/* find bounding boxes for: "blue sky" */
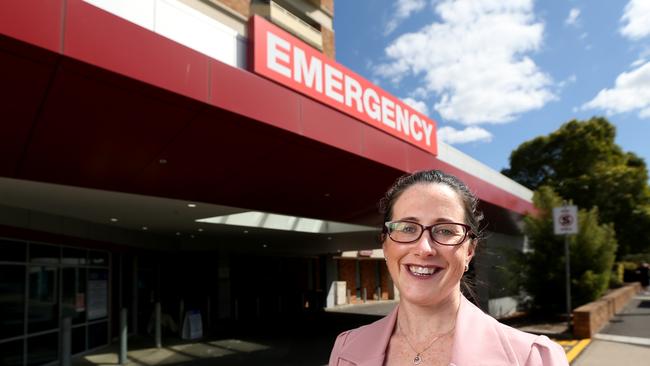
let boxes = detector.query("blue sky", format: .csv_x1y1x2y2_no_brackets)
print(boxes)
334,0,650,172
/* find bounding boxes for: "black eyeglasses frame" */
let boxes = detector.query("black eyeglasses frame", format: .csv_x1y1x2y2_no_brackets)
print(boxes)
384,220,475,246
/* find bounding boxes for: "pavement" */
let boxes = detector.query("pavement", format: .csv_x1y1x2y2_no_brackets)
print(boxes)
71,295,650,366
571,293,650,366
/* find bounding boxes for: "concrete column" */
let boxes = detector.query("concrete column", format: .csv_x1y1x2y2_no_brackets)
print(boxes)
61,317,71,366
155,302,161,348
119,308,128,365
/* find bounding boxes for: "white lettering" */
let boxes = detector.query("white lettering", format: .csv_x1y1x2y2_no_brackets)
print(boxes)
363,88,381,121
293,47,322,92
381,96,395,128
395,104,410,136
324,64,344,103
344,75,363,113
267,32,291,78
422,121,434,146
410,114,423,141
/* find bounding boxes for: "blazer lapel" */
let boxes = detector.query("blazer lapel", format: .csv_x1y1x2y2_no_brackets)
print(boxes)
337,306,399,366
450,296,518,366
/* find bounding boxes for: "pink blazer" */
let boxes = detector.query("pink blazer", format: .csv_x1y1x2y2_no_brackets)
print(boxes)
329,295,569,366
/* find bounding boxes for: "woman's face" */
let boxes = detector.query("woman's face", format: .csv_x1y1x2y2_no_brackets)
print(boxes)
382,183,475,306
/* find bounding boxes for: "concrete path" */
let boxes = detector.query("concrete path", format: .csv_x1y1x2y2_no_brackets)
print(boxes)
572,294,650,365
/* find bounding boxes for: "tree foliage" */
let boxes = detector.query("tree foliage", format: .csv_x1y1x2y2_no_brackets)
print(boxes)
513,187,617,314
503,117,650,256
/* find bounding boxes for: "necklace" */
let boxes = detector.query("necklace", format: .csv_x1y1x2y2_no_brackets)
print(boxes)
397,319,456,365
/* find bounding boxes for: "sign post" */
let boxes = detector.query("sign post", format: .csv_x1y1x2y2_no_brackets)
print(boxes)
553,204,578,330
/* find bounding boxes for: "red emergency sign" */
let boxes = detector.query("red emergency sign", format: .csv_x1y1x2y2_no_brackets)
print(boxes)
250,15,438,156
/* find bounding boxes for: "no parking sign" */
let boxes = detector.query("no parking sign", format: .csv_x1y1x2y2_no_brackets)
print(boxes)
553,205,578,235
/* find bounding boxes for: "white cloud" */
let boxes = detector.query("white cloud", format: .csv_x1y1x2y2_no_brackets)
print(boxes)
375,0,555,125
620,0,650,40
438,126,493,144
582,61,650,119
385,0,426,35
565,8,580,26
401,97,430,115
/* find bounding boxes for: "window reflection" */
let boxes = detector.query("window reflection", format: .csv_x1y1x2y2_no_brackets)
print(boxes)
0,265,25,339
27,332,58,366
0,339,24,366
28,266,58,333
0,239,26,262
62,267,86,325
29,244,59,264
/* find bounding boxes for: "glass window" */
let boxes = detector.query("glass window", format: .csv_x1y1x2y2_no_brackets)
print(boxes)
87,269,108,321
27,332,58,366
28,266,58,333
0,338,24,366
0,239,27,262
0,265,25,339
29,244,59,264
89,251,108,267
72,326,86,355
62,267,86,325
88,322,107,350
62,248,87,265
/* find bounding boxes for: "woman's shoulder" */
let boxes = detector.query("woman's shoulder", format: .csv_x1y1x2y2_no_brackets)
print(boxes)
494,320,569,365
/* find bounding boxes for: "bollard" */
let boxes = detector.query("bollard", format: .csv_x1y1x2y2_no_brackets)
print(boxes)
179,299,184,338
61,317,71,366
119,308,128,365
346,289,351,304
362,287,367,303
155,302,161,349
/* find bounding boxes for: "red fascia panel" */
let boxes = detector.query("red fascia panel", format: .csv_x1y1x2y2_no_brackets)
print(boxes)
299,94,365,156
63,0,209,102
361,125,409,171
0,0,64,53
210,58,301,133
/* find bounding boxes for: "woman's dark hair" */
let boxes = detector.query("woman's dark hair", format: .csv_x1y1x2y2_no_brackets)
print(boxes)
378,170,485,244
379,170,485,304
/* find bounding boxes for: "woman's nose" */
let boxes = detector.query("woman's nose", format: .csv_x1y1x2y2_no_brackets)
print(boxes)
414,232,437,256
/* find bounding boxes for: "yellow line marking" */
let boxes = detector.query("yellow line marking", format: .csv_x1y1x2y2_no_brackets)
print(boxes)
566,339,591,363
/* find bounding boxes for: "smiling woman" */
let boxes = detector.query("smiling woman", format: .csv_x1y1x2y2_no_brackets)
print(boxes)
328,170,569,366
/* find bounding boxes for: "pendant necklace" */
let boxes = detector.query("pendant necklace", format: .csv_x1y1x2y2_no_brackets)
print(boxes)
398,319,455,365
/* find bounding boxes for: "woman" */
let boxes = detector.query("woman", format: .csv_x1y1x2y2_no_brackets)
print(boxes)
329,170,568,366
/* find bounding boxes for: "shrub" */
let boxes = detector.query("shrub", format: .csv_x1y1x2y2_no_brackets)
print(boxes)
512,186,617,314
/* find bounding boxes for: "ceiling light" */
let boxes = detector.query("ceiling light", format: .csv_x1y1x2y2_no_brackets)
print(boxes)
159,159,167,164
110,218,118,222
175,232,181,236
243,230,249,234
262,244,268,248
197,228,204,232
142,226,148,231
187,203,196,208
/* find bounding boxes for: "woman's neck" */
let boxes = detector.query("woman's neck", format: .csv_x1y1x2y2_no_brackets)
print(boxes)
396,288,461,343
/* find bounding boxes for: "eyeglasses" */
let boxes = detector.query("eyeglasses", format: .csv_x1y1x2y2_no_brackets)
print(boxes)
384,220,474,246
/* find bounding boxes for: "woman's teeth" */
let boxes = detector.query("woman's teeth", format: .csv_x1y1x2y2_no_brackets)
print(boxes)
408,265,437,276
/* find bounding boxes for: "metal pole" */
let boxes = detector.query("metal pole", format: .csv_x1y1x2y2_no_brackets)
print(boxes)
119,308,128,365
155,302,161,349
61,317,71,366
565,234,572,330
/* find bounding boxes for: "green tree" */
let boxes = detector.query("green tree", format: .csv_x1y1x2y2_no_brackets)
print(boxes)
503,117,650,256
515,187,617,314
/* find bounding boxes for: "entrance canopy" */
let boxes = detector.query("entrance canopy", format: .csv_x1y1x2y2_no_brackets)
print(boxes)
0,0,533,246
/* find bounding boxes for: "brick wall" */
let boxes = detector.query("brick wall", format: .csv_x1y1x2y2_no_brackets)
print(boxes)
360,260,376,301
338,259,357,303
322,27,335,59
380,263,391,300
217,0,251,17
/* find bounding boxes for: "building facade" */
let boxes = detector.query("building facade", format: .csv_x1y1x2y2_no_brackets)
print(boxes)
0,1,532,365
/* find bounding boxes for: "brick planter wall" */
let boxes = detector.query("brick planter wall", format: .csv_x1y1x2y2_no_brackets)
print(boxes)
573,282,642,338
